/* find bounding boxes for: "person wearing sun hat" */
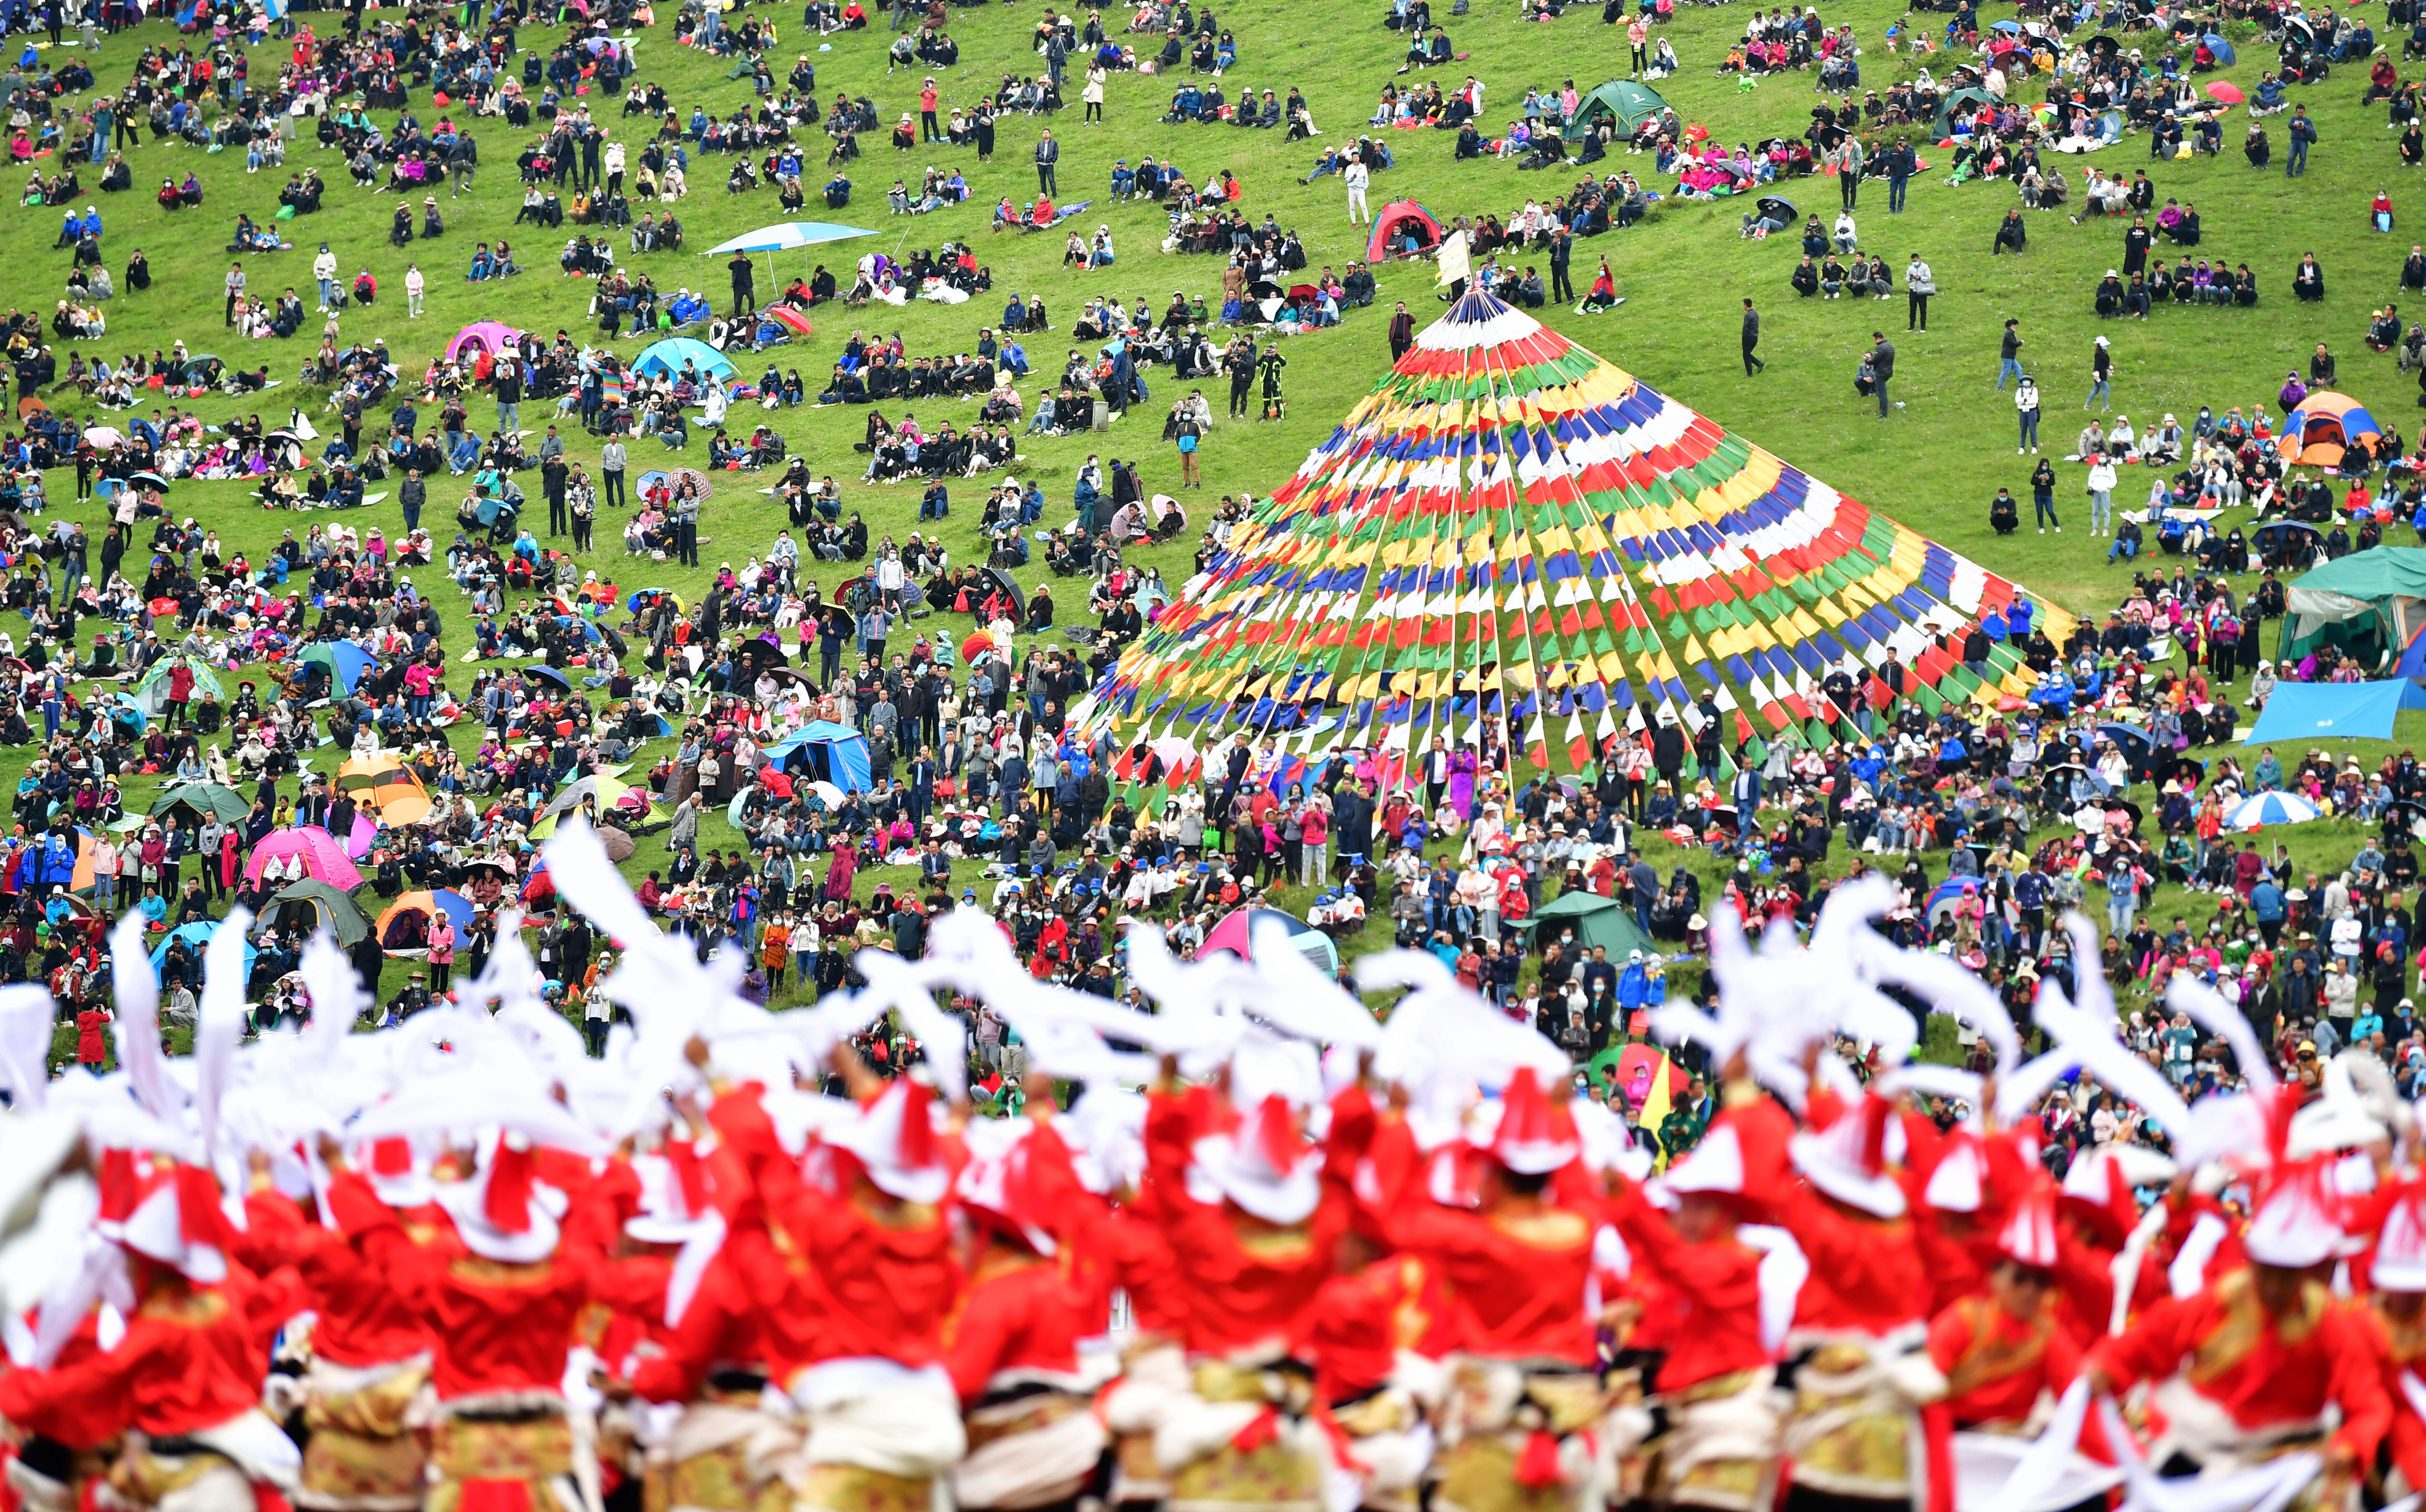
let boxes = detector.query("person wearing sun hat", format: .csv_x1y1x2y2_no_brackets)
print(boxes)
1097,1049,1351,1512
756,1049,968,1512
942,1092,1113,1512
1923,1186,2091,1434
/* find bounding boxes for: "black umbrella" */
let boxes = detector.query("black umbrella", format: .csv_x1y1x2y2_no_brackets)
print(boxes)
982,566,1027,619
2086,32,2120,55
1756,194,1797,224
521,663,572,689
266,428,304,444
2163,755,2207,787
2106,797,2144,829
595,623,628,657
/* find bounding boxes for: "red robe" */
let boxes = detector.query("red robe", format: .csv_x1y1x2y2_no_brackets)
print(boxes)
325,1169,654,1401
1142,1083,1350,1359
1608,1187,1772,1394
1928,1295,2084,1430
0,1269,284,1438
2088,1269,2392,1466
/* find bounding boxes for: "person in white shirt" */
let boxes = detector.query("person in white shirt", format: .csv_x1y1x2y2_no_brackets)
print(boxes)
1343,158,1370,224
312,243,339,311
404,263,425,318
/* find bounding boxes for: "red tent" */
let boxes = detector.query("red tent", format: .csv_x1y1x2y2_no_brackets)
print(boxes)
1366,201,1445,263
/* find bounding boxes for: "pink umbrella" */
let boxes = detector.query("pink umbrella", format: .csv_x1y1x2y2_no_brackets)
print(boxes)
244,826,365,890
345,811,378,860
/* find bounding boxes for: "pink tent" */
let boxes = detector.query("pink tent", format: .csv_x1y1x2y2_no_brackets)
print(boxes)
445,321,521,362
243,825,364,890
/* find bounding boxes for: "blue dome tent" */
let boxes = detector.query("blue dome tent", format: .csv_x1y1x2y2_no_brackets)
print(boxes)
762,720,873,792
633,337,738,384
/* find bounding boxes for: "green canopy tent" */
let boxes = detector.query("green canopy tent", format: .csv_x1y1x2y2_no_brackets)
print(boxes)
152,782,252,825
259,878,373,947
1564,79,1671,143
2280,547,2426,670
1928,86,2002,139
1525,888,1656,960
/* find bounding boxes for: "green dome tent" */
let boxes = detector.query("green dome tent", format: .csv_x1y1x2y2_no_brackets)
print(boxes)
1564,79,1671,142
1525,888,1656,961
1928,86,2002,139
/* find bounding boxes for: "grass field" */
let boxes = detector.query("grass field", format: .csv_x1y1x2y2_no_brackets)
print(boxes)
21,0,2426,1023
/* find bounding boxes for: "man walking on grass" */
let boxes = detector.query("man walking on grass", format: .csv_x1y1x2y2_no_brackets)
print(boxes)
1741,298,1765,375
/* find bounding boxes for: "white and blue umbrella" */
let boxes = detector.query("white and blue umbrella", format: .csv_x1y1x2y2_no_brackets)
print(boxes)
704,221,876,254
2225,791,2322,831
704,222,876,283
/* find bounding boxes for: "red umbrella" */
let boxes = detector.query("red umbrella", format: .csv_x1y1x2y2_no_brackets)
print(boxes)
2205,81,2245,103
147,598,178,618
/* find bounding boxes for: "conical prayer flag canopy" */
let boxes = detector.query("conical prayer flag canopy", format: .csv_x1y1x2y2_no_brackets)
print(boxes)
1082,290,2075,773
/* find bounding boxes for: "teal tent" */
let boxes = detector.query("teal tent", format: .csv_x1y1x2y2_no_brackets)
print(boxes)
2281,548,2426,668
1565,79,1671,142
1525,888,1656,959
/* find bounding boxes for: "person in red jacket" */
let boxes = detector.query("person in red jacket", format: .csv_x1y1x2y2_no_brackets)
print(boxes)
1098,1060,1359,1512
241,1138,440,1512
941,1102,1111,1511
1382,1068,1631,1512
750,1051,967,1512
1926,1189,2087,1432
1612,1087,1796,1512
2084,1162,2391,1502
2,1151,303,1512
2356,1180,2426,1496
1771,1087,1947,1512
321,1129,657,1512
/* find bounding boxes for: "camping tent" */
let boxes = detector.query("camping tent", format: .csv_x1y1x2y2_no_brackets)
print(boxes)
1200,906,1342,975
1526,889,1656,960
1564,80,1670,142
634,337,738,383
2278,547,2426,668
1366,201,1445,263
762,720,873,792
259,879,374,946
445,321,521,362
2243,678,2426,744
1929,86,2002,138
2279,391,2383,468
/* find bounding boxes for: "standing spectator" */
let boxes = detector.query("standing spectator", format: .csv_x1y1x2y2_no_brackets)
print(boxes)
602,436,627,508
1741,298,1765,375
1997,319,2024,389
1388,302,1415,362
1343,156,1370,225
1035,129,1059,196
2087,334,2112,411
1905,252,1934,331
1870,331,1895,417
2288,103,2316,176
1081,64,1105,124
2016,374,2041,454
405,263,425,319
223,261,245,325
